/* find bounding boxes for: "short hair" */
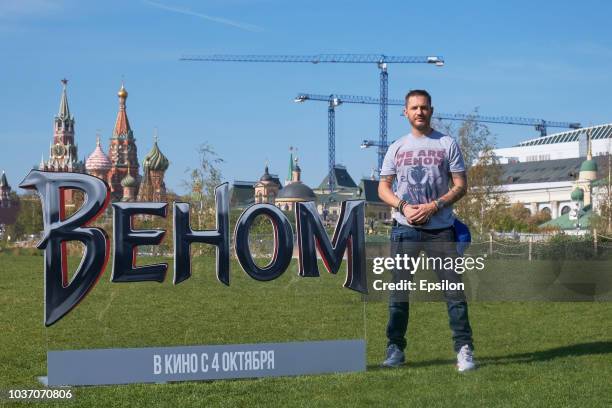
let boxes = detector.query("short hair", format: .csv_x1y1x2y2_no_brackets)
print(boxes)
405,89,432,106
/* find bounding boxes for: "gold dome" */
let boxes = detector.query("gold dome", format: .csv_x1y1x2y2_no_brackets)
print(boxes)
118,84,128,98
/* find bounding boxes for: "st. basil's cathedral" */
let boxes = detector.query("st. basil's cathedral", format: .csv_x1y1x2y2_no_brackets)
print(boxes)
40,79,170,202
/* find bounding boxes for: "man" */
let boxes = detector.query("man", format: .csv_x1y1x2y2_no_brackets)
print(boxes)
377,89,475,372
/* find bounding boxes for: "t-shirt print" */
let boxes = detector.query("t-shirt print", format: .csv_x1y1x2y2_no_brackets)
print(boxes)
395,148,447,205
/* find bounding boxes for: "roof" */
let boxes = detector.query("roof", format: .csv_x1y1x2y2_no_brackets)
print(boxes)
276,182,316,201
85,137,112,171
580,159,598,172
515,123,612,147
541,205,593,230
500,155,608,184
358,179,383,203
570,187,584,201
316,191,347,204
57,79,71,121
317,165,358,190
230,182,255,207
0,171,9,189
112,84,132,137
143,140,169,171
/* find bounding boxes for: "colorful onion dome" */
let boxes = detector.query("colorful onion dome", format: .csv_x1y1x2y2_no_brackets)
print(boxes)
85,136,112,171
121,172,138,188
143,139,169,171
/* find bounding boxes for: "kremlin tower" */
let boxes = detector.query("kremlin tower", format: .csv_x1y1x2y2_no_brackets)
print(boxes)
137,133,170,202
107,83,140,200
40,79,83,173
44,80,170,203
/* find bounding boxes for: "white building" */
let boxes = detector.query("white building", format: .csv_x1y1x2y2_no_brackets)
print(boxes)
492,126,609,225
492,123,612,164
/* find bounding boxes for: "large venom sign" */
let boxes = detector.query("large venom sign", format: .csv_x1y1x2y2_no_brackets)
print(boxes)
19,170,368,326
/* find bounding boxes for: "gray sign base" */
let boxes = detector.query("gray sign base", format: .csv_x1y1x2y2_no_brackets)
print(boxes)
46,339,366,386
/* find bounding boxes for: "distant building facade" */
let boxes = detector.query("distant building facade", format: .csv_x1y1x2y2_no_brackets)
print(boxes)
314,165,360,222
0,171,19,227
275,157,316,211
496,133,608,234
254,164,281,204
491,124,612,164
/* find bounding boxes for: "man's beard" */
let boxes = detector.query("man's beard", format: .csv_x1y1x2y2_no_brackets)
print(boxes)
410,118,431,131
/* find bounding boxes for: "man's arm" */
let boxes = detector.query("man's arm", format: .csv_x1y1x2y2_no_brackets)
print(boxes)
440,171,468,205
378,175,420,221
378,175,401,208
410,171,468,224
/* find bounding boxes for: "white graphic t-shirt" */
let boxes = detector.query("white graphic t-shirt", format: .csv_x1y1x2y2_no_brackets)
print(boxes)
380,130,465,229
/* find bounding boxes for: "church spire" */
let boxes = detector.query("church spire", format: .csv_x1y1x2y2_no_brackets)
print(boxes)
57,78,70,120
112,82,132,137
586,128,593,160
286,146,295,186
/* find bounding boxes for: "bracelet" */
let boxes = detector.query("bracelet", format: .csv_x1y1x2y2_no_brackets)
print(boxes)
434,198,446,210
396,199,407,213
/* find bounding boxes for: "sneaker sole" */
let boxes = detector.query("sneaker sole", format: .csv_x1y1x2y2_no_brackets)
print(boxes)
381,360,405,368
456,364,477,372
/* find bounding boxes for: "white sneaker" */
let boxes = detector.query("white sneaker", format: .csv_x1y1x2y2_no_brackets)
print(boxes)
456,345,476,372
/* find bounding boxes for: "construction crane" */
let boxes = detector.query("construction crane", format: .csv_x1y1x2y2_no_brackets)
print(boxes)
295,93,581,175
180,53,445,177
294,94,342,192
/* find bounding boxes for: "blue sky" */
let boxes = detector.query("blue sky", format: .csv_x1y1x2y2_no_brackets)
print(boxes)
1,0,611,194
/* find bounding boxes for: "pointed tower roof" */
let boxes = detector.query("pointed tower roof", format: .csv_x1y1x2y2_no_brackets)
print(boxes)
86,136,112,171
260,163,273,182
143,134,169,171
0,171,9,188
286,147,294,184
112,83,132,137
579,129,598,177
57,78,71,120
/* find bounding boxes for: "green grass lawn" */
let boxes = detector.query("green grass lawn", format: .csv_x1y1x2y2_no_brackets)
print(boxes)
1,253,611,407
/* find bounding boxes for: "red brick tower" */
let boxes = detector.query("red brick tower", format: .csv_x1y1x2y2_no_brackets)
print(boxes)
40,79,83,173
137,133,170,202
107,83,140,200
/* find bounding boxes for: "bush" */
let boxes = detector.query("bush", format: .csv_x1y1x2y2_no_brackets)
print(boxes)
534,234,598,260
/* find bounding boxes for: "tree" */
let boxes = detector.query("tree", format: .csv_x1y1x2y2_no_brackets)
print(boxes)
4,194,43,242
591,150,612,234
434,108,496,169
492,203,553,233
435,113,508,235
184,143,224,230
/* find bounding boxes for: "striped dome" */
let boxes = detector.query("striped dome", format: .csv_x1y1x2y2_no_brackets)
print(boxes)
143,140,169,171
121,172,138,188
85,137,112,171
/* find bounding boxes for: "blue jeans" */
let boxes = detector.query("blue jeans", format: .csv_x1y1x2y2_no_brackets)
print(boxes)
386,224,474,353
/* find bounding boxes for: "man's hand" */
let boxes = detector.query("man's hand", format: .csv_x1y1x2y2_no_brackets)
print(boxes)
407,202,437,225
402,204,421,223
